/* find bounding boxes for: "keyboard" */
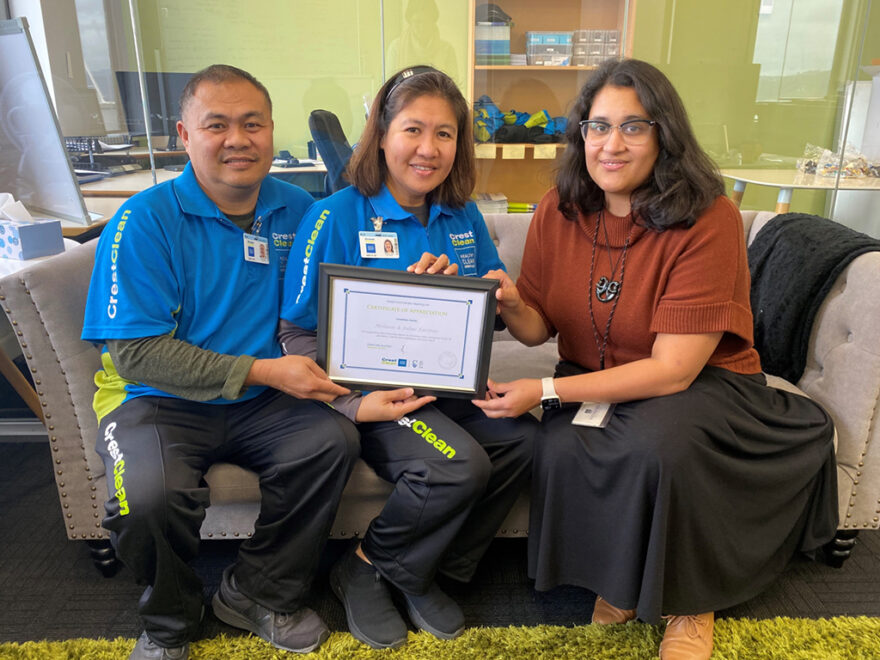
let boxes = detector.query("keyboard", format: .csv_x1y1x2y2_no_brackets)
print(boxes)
65,134,134,154
73,161,142,176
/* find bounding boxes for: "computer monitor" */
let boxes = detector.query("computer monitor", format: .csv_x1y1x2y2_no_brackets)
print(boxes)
114,71,191,151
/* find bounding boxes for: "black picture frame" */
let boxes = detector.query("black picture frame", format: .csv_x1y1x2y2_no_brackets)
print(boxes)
317,263,499,399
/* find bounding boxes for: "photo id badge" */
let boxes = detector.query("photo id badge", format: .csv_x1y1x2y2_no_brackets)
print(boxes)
359,231,399,259
243,233,270,264
571,401,615,428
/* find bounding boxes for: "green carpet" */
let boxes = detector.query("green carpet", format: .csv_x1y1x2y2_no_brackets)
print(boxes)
2,617,879,659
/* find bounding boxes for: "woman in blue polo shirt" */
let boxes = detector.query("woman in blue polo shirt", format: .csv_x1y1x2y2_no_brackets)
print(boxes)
280,66,535,649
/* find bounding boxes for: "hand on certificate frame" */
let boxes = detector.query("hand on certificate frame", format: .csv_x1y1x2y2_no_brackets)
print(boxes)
483,268,519,315
248,355,350,402
407,252,459,275
356,388,436,422
472,378,542,419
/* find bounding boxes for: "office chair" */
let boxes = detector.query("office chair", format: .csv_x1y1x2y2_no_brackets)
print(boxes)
308,109,353,195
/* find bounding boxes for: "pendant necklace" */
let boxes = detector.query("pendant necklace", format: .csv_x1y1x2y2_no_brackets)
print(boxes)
594,210,629,303
588,209,635,370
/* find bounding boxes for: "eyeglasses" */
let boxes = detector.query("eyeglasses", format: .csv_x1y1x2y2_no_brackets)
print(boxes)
579,119,657,146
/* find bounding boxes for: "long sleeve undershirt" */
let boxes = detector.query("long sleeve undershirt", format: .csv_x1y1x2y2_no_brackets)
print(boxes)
106,336,255,401
277,318,362,421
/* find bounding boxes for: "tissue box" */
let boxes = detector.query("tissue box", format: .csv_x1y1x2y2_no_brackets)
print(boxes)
0,218,64,260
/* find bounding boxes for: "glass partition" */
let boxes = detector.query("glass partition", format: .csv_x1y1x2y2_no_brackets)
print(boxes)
631,0,877,235
3,0,877,235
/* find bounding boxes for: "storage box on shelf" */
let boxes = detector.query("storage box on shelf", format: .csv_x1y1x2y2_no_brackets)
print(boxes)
469,0,634,204
475,21,511,65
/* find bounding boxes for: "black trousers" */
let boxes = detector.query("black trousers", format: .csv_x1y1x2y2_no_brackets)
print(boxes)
95,390,359,646
358,397,536,595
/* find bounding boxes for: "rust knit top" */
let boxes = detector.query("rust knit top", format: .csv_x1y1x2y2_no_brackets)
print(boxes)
516,189,762,375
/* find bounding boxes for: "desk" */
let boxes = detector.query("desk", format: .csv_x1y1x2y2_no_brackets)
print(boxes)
79,164,328,220
61,218,108,239
80,164,327,199
721,168,880,213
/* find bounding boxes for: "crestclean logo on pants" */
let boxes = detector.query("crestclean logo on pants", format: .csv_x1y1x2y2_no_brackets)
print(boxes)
103,422,130,515
397,416,457,458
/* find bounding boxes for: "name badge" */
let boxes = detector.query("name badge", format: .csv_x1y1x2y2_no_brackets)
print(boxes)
571,401,615,428
359,231,399,259
243,233,270,264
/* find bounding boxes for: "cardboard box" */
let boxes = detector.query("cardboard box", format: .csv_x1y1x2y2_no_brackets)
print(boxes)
0,218,64,260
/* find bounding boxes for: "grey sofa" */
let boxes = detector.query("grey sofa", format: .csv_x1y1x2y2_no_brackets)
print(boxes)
0,209,876,574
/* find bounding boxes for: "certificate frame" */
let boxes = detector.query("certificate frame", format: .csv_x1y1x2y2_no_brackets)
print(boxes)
317,264,499,399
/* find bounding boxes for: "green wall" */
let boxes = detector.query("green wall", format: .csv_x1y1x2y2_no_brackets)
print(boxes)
131,0,468,158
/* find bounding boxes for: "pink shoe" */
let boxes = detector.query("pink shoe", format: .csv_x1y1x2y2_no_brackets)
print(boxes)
659,612,714,660
591,595,637,625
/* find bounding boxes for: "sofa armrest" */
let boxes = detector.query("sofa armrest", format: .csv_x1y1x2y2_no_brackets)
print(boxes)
0,241,107,540
797,250,880,531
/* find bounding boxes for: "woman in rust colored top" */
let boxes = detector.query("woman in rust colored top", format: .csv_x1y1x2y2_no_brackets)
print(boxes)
473,59,838,660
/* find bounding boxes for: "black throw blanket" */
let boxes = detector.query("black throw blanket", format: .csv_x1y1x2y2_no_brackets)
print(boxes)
748,212,880,383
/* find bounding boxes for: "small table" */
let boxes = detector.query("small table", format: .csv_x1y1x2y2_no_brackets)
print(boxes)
721,168,880,213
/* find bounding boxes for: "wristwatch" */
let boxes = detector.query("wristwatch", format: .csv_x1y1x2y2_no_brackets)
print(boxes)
541,377,561,410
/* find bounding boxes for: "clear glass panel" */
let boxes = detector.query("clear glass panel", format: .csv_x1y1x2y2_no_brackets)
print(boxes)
382,0,470,90
630,0,874,231
754,0,845,101
0,17,92,223
5,0,876,231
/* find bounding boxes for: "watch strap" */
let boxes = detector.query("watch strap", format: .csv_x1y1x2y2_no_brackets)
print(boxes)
541,377,557,400
541,377,561,409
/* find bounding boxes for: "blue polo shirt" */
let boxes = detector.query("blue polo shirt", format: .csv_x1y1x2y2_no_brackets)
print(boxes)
82,163,314,417
280,183,504,331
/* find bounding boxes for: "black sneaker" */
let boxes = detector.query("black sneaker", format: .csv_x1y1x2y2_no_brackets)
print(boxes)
129,632,188,660
401,581,465,640
329,545,408,649
212,566,329,653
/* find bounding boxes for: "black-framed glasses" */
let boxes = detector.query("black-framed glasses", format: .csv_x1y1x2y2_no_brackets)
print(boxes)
579,119,657,146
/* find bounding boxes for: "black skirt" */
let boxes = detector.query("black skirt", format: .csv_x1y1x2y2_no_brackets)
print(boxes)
527,365,838,623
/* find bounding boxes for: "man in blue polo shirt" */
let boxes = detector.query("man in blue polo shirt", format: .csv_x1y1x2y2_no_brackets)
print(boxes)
81,64,359,660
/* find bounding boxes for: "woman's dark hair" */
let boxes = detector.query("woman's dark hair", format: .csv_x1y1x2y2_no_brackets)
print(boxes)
347,65,475,208
556,58,724,230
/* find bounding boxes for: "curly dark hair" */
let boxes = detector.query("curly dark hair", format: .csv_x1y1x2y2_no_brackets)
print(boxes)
346,65,475,208
556,58,724,230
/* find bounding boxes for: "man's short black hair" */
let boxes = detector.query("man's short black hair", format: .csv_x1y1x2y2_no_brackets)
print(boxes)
179,64,272,118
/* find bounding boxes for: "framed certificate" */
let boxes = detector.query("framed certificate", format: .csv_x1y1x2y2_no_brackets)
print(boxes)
317,264,500,398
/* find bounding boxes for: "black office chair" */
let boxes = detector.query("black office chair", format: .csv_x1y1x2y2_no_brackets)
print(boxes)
308,109,353,195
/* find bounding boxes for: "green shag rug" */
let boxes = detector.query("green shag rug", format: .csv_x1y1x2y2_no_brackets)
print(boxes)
2,617,879,659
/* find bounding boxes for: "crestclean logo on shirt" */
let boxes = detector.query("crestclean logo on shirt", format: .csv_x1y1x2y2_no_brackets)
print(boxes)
397,415,457,458
449,230,476,247
295,209,329,304
106,211,130,320
272,231,294,249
